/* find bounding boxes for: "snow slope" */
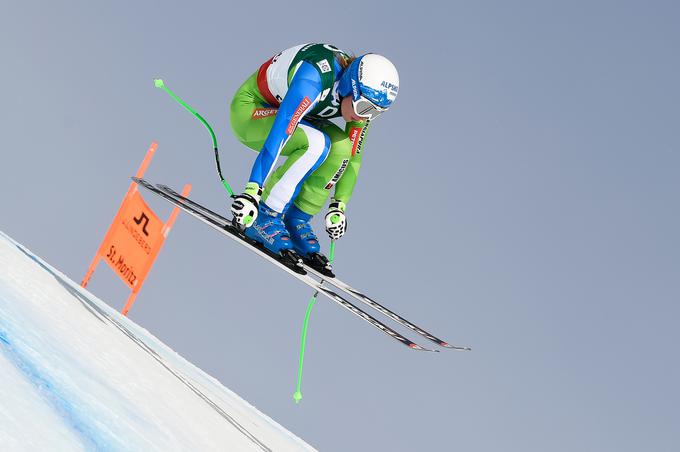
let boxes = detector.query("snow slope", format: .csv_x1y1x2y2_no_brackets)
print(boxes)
0,230,315,452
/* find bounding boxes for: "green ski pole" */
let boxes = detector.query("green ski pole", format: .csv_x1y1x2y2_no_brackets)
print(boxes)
293,240,336,404
153,78,234,196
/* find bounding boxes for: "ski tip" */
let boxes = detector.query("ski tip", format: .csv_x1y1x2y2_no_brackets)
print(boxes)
132,177,151,188
409,343,439,352
441,342,472,351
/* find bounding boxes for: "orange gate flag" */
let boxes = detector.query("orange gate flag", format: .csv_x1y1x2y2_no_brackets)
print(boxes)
81,142,191,316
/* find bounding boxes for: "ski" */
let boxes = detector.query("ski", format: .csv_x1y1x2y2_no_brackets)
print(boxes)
133,177,437,352
302,266,470,351
154,182,470,351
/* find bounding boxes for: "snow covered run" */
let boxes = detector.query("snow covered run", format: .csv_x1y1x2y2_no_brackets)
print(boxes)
0,230,315,452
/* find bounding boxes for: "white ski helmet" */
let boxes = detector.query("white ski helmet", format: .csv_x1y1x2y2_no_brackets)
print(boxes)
338,53,399,119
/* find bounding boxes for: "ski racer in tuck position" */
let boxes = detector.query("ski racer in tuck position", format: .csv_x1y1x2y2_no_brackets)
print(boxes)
229,43,399,274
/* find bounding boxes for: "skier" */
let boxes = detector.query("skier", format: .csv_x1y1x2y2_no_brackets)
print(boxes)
229,43,399,273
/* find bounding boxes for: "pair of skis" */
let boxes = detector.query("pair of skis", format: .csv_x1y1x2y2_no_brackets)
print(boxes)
133,177,470,352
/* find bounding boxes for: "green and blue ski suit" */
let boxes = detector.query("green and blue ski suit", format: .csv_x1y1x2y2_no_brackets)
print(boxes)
229,43,369,216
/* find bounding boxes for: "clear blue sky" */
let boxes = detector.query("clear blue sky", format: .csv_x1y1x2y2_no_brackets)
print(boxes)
1,1,678,450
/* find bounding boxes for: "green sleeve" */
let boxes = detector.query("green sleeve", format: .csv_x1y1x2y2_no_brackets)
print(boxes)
333,121,369,204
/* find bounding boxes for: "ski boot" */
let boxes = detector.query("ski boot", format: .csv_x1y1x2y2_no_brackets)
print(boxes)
244,202,304,274
284,205,335,277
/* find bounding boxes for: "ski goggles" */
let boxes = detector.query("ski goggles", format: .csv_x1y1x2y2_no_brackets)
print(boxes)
352,96,387,120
